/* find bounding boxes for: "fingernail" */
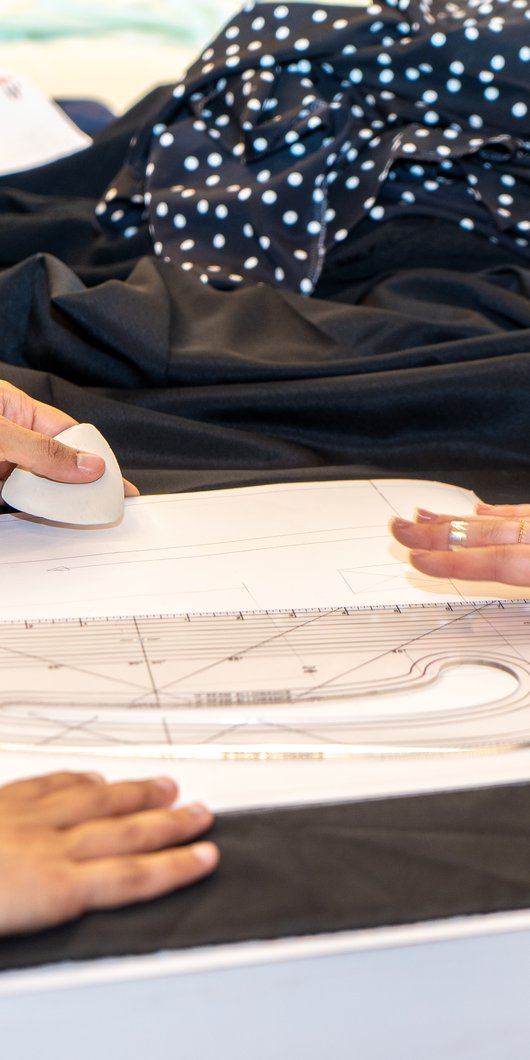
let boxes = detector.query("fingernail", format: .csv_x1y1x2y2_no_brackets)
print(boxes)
475,503,493,512
85,771,105,782
391,517,413,530
193,842,218,868
153,776,177,796
76,452,105,474
187,801,209,818
415,508,438,522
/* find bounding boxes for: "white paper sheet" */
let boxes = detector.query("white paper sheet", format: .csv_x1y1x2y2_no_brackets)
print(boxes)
0,69,90,174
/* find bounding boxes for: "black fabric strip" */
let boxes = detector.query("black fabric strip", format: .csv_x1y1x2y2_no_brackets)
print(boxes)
2,781,530,972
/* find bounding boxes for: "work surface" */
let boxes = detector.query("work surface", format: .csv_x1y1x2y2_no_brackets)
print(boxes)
3,479,530,1058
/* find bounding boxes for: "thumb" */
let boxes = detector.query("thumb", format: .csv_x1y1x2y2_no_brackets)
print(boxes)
0,419,105,483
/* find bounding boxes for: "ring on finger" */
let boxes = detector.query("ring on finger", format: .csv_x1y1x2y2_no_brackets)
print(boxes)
518,519,529,545
448,520,468,551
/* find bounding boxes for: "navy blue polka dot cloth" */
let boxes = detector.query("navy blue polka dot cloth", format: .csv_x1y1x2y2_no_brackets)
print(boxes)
97,0,530,294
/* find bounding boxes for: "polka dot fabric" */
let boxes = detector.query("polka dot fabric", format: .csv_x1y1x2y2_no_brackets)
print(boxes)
97,0,530,294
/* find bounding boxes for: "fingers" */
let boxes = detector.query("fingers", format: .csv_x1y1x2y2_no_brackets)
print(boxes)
389,507,530,587
75,842,220,914
475,503,530,519
37,775,179,829
391,515,529,552
0,380,77,437
67,802,214,860
0,418,104,483
123,478,140,497
409,545,530,586
0,770,104,807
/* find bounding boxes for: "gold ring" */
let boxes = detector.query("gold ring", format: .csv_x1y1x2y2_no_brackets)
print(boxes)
518,519,528,545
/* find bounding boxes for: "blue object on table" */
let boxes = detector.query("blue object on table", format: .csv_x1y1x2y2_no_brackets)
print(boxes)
57,98,116,136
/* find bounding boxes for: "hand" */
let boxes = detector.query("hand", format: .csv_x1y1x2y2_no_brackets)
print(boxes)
0,380,138,496
0,771,219,936
390,502,530,587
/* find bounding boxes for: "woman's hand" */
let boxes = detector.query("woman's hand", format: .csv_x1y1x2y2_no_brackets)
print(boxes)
390,502,530,588
0,771,219,936
0,380,138,496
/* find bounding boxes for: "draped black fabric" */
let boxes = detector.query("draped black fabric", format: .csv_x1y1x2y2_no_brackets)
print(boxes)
3,782,530,971
1,88,530,502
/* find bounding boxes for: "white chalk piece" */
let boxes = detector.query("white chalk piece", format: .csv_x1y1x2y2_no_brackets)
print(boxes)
1,423,125,526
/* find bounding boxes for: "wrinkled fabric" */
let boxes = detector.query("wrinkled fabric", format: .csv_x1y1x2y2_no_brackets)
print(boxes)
98,0,530,293
3,782,530,969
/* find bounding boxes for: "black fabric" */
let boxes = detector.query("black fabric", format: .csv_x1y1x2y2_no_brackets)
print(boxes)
2,781,530,971
1,90,530,502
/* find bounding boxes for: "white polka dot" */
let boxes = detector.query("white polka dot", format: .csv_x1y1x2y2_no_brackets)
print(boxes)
181,262,194,271
257,169,271,183
244,257,259,269
254,137,268,151
184,156,199,171
307,220,321,235
207,152,223,167
274,5,288,17
124,226,138,238
431,32,446,47
259,236,271,249
370,206,385,220
197,200,209,214
156,203,168,217
490,54,505,70
288,172,303,186
262,190,277,204
215,205,228,219
213,234,225,248
300,279,313,295
243,223,254,238
334,229,348,241
460,218,475,230
294,38,309,51
159,133,174,147
513,102,528,118
275,267,285,282
238,188,252,201
312,8,327,21
283,210,298,225
173,214,186,228
519,46,530,62
154,242,163,255
294,248,308,260
180,239,195,251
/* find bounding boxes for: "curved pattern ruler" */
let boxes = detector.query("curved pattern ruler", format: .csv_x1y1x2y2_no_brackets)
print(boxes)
1,600,530,759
